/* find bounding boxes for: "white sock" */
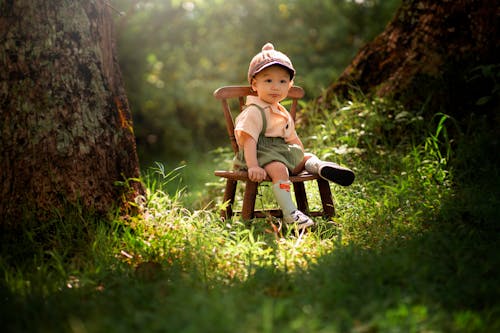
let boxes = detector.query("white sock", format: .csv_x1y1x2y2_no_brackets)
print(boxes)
304,155,321,174
272,181,296,216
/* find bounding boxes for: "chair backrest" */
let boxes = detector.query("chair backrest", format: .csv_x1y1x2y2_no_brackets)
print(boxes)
213,85,305,154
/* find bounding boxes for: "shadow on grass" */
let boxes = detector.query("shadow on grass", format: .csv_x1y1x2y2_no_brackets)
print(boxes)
1,208,499,333
1,127,499,333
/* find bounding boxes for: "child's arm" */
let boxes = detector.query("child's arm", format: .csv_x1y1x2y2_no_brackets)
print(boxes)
239,132,267,182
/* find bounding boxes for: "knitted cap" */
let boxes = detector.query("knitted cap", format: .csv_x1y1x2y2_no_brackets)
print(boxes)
247,43,295,83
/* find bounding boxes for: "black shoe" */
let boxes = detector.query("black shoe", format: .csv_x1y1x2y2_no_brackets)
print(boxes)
318,162,355,186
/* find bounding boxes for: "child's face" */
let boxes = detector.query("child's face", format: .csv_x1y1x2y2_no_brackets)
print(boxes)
251,65,293,106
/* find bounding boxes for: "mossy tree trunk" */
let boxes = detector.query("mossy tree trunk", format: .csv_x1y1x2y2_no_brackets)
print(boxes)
324,0,499,119
0,0,145,225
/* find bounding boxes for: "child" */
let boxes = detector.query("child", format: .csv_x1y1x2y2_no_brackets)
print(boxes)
234,43,355,230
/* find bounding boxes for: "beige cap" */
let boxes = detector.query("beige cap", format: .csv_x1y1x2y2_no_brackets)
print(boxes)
247,43,295,83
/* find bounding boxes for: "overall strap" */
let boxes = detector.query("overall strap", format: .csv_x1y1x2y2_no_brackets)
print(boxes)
247,103,267,136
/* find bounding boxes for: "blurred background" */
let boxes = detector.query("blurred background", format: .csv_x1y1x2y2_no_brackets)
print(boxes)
112,0,401,204
114,0,401,163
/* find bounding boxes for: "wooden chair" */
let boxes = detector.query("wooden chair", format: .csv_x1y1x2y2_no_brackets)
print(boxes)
213,85,335,220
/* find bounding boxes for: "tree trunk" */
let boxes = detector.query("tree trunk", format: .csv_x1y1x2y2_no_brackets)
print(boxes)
324,0,500,117
0,0,145,225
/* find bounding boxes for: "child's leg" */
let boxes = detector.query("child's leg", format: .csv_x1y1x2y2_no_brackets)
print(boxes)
291,153,315,175
304,154,355,186
264,161,295,215
271,181,296,216
264,161,314,229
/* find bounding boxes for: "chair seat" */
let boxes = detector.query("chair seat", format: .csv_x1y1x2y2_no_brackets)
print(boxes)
214,170,319,182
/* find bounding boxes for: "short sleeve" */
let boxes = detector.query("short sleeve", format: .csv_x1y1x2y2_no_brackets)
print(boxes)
234,105,263,146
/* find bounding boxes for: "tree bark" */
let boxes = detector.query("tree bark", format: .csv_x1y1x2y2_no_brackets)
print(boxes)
324,0,500,116
0,0,145,225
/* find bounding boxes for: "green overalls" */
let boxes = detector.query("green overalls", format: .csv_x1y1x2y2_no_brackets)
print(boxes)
234,104,304,171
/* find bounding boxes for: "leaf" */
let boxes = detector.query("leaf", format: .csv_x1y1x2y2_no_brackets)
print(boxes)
475,96,491,106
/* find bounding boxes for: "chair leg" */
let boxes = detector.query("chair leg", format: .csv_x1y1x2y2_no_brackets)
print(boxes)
293,182,309,214
317,179,335,218
241,180,258,220
221,179,237,220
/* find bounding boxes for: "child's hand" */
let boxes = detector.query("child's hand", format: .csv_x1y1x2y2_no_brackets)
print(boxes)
248,166,267,182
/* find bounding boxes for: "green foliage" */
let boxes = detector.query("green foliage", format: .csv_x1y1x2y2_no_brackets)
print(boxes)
112,0,401,163
1,91,499,332
466,63,500,107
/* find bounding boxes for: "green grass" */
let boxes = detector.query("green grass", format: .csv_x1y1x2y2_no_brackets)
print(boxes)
1,96,499,332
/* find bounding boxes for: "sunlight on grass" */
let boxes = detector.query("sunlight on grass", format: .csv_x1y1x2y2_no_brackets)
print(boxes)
1,95,498,332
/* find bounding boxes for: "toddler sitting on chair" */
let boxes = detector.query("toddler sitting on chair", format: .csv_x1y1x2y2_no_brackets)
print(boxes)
234,43,355,230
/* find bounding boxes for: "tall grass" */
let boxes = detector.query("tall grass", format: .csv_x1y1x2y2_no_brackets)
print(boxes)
1,95,498,332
